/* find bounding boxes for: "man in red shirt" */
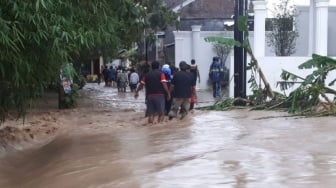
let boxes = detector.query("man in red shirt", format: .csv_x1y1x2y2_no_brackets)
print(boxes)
135,61,170,124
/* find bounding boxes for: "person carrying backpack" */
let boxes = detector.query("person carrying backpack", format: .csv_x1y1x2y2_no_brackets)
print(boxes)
209,57,224,98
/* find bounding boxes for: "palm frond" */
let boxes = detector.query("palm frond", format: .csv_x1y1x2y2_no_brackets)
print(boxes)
278,69,305,91
280,69,305,81
299,54,336,69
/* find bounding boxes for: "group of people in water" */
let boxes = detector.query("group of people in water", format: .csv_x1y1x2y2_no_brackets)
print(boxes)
99,57,224,125
134,60,200,124
100,65,140,93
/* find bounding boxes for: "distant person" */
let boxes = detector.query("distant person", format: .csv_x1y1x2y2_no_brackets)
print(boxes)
117,67,128,92
189,88,197,112
102,65,110,86
140,64,150,117
115,66,122,91
135,61,170,124
108,66,116,87
186,63,197,112
129,68,139,92
168,61,196,120
98,65,104,85
209,57,224,98
190,59,200,84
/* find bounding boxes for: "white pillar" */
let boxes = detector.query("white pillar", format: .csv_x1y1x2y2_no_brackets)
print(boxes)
253,0,267,57
173,31,185,67
99,55,103,67
191,25,203,89
191,25,202,60
308,0,315,56
315,0,329,56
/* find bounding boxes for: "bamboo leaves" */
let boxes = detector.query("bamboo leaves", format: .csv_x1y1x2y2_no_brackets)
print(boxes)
0,0,114,122
35,0,49,11
0,0,179,123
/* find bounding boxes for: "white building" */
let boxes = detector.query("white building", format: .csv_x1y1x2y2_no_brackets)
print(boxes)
173,0,336,98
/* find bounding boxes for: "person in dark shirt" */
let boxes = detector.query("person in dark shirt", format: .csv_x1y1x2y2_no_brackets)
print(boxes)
108,66,116,87
168,61,196,120
135,61,170,124
102,66,110,87
190,59,200,84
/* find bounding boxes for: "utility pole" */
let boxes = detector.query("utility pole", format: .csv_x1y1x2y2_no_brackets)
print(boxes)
234,0,247,103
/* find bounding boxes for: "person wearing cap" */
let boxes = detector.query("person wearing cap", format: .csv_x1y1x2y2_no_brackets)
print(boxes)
161,64,172,115
168,61,196,120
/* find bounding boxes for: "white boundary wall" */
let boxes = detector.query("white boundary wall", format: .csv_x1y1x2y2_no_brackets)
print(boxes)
174,29,336,97
174,30,233,90
229,56,312,97
173,5,336,99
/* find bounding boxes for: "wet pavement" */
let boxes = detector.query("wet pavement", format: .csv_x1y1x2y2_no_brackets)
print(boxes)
0,83,336,188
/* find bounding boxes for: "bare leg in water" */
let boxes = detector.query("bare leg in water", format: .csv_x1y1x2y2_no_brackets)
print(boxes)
148,115,155,124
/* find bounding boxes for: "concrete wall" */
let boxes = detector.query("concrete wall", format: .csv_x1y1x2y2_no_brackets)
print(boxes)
174,6,336,98
265,6,336,57
174,30,234,90
328,7,336,56
228,56,336,100
228,56,310,97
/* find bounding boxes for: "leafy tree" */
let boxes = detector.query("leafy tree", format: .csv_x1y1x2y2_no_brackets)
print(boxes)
0,0,178,123
213,43,232,66
266,0,299,56
134,0,179,62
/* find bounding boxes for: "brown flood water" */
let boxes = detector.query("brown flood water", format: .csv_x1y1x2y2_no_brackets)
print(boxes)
0,83,336,188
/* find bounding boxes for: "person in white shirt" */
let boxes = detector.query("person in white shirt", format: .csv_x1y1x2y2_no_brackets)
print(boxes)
129,68,139,92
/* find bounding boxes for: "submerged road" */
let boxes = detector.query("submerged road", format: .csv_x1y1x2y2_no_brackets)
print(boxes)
0,83,335,188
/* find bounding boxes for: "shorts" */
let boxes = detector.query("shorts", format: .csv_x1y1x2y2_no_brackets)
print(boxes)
129,83,137,90
146,95,165,116
169,98,190,117
120,81,127,88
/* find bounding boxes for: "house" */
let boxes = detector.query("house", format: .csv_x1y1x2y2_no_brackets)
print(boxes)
161,0,235,64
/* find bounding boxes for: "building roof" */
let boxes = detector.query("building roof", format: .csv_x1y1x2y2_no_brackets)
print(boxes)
163,0,234,19
162,0,235,45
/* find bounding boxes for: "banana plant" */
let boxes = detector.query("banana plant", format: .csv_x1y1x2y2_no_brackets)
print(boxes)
279,54,336,114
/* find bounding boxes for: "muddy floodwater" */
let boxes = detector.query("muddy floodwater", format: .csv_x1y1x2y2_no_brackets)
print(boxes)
0,83,336,188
